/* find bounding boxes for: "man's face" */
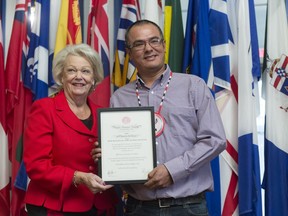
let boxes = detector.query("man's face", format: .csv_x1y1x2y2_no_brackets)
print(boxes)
126,23,166,74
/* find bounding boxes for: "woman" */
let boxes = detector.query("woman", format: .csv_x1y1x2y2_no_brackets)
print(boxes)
23,44,118,215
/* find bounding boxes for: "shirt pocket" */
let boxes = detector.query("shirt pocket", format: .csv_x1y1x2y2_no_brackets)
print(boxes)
163,106,198,137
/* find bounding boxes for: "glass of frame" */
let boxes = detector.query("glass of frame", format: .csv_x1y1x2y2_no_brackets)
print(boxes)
97,107,156,184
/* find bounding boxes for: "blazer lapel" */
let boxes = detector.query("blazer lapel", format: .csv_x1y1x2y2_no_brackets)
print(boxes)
54,91,96,136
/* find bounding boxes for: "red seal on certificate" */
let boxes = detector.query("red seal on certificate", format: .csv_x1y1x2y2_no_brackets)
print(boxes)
122,116,131,124
155,112,165,137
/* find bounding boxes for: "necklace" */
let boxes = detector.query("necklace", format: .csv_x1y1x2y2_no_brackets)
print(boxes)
135,71,173,137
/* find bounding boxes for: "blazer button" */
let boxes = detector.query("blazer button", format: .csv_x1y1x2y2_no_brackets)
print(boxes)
89,166,94,171
88,138,94,142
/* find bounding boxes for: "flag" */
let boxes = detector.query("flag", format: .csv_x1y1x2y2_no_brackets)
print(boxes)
111,1,141,213
113,0,122,40
262,0,288,215
87,0,111,107
54,0,82,57
182,0,213,82
164,0,184,73
13,0,51,199
182,1,220,215
237,1,262,214
24,0,50,100
6,1,83,214
144,0,163,29
209,0,232,92
192,0,212,82
208,1,233,215
181,0,197,74
15,0,84,204
112,0,140,88
0,1,10,215
248,0,261,80
217,2,240,213
217,0,262,215
51,0,82,94
48,0,62,95
5,0,33,215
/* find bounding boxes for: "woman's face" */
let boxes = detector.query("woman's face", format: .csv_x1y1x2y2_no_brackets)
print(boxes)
62,55,95,100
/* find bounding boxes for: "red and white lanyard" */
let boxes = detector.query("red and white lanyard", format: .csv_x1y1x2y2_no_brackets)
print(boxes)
135,71,173,137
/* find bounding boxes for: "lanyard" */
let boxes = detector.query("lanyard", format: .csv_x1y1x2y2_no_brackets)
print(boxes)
135,71,173,114
135,71,173,137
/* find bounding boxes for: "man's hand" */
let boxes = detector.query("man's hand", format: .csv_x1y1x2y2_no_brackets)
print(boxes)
91,141,101,162
144,164,173,189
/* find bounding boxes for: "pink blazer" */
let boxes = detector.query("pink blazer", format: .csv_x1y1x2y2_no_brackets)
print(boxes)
23,91,118,212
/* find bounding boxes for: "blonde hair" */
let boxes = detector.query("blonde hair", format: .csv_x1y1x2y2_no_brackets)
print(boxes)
52,43,104,91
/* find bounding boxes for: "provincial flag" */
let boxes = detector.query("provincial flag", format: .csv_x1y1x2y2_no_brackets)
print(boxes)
262,1,288,214
144,0,163,29
248,0,261,80
87,0,111,107
209,0,231,92
12,0,51,201
216,4,239,213
218,0,262,215
262,0,288,215
182,0,212,83
164,0,184,73
181,0,197,74
54,0,82,57
15,0,84,201
182,1,221,215
237,1,262,214
48,0,62,95
0,1,10,215
5,0,33,215
112,0,140,88
24,0,50,100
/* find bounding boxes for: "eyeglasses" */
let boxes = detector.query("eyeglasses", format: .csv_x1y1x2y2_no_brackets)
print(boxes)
127,37,164,51
65,66,93,76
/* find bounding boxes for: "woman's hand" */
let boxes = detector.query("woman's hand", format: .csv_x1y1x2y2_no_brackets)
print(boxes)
73,171,113,194
91,141,102,162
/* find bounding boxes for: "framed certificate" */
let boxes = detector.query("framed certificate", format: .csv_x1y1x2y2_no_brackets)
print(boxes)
98,107,156,184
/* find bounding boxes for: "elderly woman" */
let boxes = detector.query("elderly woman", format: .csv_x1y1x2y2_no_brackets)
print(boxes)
23,44,118,215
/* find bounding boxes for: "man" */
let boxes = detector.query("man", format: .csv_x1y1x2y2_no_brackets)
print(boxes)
95,20,226,216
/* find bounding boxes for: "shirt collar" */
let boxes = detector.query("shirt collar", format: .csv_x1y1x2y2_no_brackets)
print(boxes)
136,64,171,88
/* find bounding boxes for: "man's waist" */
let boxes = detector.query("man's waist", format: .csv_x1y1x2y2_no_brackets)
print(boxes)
127,192,205,208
